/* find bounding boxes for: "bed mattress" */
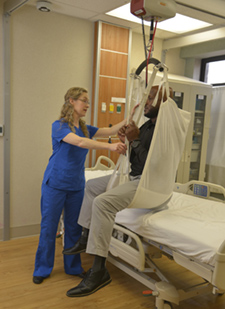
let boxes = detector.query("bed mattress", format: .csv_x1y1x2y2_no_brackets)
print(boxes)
115,192,225,266
85,169,113,181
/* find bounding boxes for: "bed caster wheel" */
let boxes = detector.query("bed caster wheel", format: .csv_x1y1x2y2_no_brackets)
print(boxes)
163,301,173,309
155,301,173,309
213,287,225,296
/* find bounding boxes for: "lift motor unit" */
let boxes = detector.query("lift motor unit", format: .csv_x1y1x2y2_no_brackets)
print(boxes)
130,0,176,21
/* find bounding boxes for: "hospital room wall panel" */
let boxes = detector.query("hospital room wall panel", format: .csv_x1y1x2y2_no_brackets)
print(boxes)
100,50,128,79
96,77,126,164
90,21,130,166
98,76,127,100
97,77,126,128
101,22,129,54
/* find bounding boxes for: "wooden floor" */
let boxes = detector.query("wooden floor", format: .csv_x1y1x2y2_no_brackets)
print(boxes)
0,236,225,309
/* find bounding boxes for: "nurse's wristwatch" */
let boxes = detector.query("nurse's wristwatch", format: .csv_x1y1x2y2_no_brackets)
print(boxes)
131,139,141,149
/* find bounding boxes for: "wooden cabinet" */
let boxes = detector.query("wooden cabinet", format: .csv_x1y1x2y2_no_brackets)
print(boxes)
90,22,131,167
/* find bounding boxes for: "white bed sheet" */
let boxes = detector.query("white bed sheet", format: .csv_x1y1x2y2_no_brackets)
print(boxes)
115,192,225,266
85,170,113,181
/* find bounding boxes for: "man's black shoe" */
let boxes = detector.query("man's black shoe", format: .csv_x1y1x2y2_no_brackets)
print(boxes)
75,271,86,279
62,241,86,255
66,268,112,297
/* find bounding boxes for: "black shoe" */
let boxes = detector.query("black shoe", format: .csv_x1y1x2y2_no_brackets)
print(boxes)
75,271,86,279
66,268,112,297
63,241,87,255
33,276,45,284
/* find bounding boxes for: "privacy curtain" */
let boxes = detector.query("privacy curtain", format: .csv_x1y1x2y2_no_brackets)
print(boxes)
206,86,225,187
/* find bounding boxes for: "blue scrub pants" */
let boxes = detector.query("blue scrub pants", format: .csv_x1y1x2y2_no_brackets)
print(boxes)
33,183,84,278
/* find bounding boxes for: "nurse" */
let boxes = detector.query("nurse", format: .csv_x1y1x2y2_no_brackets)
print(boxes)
33,87,127,284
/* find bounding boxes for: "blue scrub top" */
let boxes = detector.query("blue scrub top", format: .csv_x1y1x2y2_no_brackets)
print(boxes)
43,120,98,191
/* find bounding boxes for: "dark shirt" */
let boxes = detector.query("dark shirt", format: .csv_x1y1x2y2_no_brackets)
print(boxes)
130,119,155,177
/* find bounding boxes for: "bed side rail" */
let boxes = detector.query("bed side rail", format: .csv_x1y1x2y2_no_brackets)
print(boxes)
212,240,225,291
109,224,146,271
86,155,115,171
174,181,225,202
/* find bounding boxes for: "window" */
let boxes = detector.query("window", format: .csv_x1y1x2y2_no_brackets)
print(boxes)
200,55,225,86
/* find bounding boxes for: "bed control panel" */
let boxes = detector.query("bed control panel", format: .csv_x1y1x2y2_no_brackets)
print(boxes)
174,181,225,202
193,183,208,198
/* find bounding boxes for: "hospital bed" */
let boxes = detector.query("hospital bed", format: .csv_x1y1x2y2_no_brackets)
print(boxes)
107,180,225,309
59,156,225,308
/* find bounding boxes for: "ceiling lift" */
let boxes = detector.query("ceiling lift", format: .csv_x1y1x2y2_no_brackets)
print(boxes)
130,0,177,80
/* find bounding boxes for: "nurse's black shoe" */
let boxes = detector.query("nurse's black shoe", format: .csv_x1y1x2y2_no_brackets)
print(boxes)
33,276,45,284
63,240,87,255
66,268,111,297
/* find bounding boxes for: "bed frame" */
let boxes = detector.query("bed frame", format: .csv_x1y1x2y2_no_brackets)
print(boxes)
108,181,225,309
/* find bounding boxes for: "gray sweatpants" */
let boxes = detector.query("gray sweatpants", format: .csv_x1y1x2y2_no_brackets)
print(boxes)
78,175,140,257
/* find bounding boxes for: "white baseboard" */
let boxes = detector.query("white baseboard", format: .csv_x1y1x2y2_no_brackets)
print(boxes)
0,224,40,241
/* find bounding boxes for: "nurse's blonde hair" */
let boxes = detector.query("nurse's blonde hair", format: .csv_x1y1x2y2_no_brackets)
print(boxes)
59,87,89,137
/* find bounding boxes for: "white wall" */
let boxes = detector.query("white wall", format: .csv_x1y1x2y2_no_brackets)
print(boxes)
0,4,187,239
130,32,163,71
1,5,94,238
130,31,186,76
164,47,186,76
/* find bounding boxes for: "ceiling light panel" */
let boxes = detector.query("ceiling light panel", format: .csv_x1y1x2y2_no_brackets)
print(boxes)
107,3,212,34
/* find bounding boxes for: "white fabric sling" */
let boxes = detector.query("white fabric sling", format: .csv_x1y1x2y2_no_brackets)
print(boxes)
107,65,191,209
106,66,158,191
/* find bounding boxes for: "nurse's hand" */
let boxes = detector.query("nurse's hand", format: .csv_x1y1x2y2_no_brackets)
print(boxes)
110,142,127,155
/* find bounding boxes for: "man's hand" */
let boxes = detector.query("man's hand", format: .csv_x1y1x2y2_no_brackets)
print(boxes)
125,120,140,142
117,125,127,143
